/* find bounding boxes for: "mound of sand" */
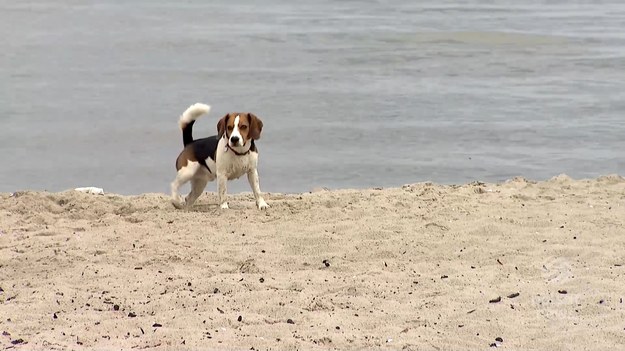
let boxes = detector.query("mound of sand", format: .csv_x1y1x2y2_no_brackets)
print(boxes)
1,175,624,350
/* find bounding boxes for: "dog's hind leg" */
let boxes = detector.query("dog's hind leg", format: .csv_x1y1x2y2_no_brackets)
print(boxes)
171,162,200,209
185,176,209,207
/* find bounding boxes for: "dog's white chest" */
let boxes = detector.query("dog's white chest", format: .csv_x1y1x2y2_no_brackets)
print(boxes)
216,144,257,181
222,154,252,180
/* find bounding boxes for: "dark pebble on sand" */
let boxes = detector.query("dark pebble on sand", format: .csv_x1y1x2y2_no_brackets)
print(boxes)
287,319,295,324
214,288,220,294
128,312,137,318
259,277,264,283
11,339,24,345
322,259,330,267
599,299,605,304
558,290,567,294
113,304,120,311
153,323,162,328
490,342,497,347
53,313,58,319
507,293,520,299
495,337,503,342
217,308,224,314
489,296,502,303
441,275,448,279
237,316,242,322
187,282,192,287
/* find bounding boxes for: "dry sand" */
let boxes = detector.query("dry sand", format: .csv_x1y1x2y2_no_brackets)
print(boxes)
1,175,624,350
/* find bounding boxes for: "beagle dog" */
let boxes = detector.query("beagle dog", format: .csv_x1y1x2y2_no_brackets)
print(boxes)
170,103,268,210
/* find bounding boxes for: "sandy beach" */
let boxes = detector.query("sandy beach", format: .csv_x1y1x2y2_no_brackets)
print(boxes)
1,174,624,350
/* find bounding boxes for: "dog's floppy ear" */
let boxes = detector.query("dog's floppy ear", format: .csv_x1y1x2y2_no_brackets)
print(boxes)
217,113,229,139
248,113,263,140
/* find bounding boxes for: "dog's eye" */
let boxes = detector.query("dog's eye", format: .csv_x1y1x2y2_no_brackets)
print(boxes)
227,126,234,131
239,125,248,130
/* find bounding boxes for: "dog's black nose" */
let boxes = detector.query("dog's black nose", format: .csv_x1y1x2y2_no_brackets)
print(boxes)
230,136,240,144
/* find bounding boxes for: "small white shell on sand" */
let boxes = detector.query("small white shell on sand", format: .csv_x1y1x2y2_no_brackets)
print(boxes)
74,187,104,195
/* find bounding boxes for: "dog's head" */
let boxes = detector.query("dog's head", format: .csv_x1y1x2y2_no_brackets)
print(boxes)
217,113,263,148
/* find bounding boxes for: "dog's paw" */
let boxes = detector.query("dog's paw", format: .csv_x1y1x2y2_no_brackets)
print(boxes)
171,198,186,209
220,202,229,210
257,199,269,210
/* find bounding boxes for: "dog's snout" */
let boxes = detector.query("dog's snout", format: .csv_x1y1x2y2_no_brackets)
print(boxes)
230,136,240,144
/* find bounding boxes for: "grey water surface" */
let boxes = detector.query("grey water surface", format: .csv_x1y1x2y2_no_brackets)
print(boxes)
2,0,624,195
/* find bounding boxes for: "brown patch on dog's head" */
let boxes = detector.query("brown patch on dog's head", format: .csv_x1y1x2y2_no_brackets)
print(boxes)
217,112,264,143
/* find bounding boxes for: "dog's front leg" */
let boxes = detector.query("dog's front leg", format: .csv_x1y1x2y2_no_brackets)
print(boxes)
247,169,268,210
218,174,229,209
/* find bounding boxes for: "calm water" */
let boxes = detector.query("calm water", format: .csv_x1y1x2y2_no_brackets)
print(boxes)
2,1,625,195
